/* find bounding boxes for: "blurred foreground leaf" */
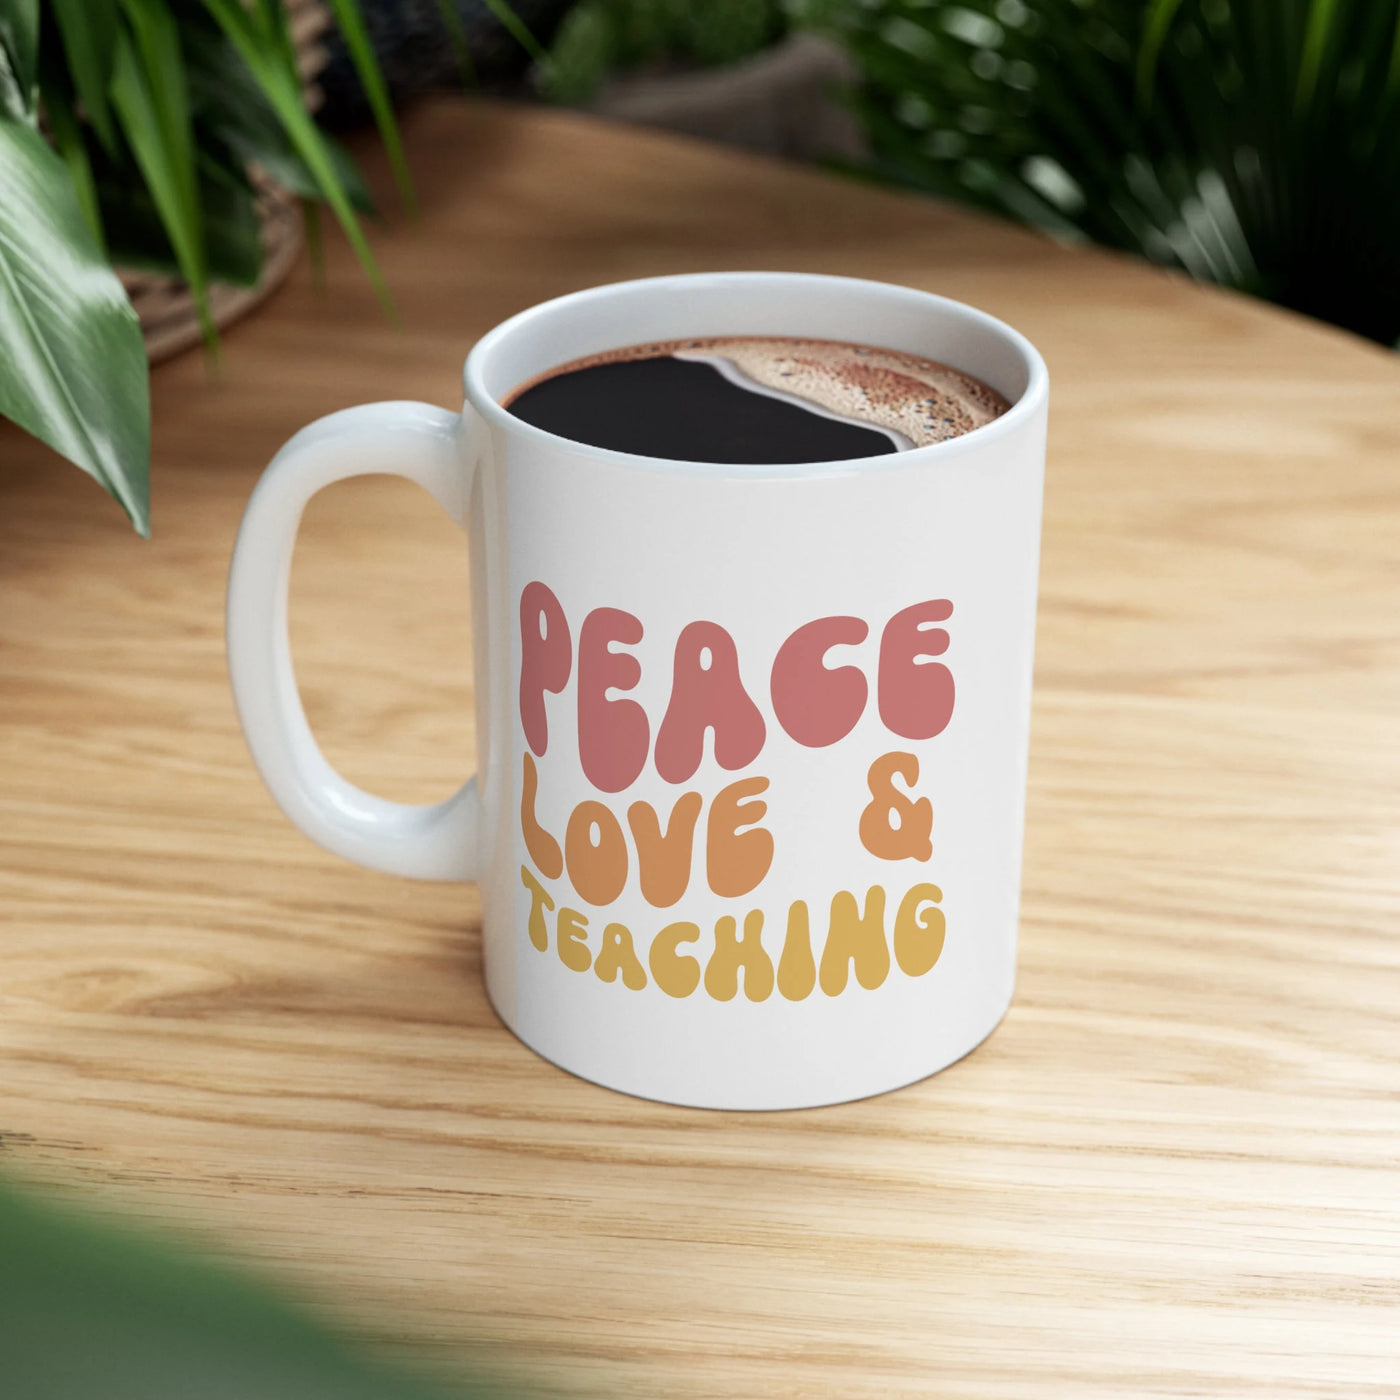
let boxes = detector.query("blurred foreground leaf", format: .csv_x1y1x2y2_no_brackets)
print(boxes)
0,1177,515,1400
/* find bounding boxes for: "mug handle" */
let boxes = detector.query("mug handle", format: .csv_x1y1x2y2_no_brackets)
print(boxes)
227,401,481,881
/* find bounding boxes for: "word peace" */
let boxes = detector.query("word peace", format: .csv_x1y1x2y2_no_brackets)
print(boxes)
520,582,956,793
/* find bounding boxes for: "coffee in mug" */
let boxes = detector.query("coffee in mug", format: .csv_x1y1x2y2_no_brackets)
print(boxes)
504,336,1010,462
227,273,1048,1110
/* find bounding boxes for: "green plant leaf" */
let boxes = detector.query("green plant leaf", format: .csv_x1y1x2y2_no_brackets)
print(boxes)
1296,0,1342,114
1390,6,1400,94
44,85,104,246
428,0,477,86
541,1,611,103
119,0,198,199
254,0,302,78
199,0,392,312
319,0,415,212
1136,0,1184,109
812,0,1400,342
51,0,119,151
110,4,214,342
197,154,262,283
479,0,548,65
219,118,372,211
0,0,38,120
96,150,263,285
681,0,778,66
0,118,148,533
184,23,372,213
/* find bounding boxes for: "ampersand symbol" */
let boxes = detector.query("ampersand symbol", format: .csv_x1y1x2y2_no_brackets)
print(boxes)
859,751,933,861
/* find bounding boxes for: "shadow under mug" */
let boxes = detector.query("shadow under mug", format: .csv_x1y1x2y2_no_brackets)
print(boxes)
227,272,1049,1110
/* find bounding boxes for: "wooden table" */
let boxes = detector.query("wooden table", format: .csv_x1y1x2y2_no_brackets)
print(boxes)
2,101,1398,1398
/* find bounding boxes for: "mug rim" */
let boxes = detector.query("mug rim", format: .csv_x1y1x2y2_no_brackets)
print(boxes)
462,271,1048,477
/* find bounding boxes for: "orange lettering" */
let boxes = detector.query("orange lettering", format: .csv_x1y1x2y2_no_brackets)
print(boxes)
564,800,628,906
627,792,703,907
521,752,563,879
859,752,933,862
706,776,774,898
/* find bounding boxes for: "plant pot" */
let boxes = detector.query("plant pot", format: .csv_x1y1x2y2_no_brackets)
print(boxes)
121,0,330,363
585,32,865,163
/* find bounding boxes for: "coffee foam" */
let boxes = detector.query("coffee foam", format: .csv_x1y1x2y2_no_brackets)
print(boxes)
503,336,1011,448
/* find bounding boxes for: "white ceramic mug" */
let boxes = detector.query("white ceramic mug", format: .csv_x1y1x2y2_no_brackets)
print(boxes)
227,272,1048,1109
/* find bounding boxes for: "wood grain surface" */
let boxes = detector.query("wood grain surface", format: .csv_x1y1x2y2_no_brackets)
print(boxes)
2,100,1399,1398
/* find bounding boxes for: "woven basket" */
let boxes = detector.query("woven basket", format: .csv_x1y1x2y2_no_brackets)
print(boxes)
122,0,332,364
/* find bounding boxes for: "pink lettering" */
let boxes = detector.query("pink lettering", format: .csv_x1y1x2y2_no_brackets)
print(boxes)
770,616,869,747
519,582,571,756
878,600,954,740
655,622,766,784
578,608,649,793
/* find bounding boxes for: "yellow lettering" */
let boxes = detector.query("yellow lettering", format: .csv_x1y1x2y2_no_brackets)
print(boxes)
819,886,889,995
520,864,554,952
594,922,648,990
704,910,774,1002
776,900,816,1001
556,906,591,972
649,921,702,998
894,883,945,977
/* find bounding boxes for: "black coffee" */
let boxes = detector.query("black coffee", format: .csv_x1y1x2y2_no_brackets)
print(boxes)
502,336,1011,465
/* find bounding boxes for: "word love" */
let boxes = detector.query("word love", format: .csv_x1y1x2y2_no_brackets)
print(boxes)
522,866,947,1001
524,757,774,906
523,745,940,914
521,582,955,791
